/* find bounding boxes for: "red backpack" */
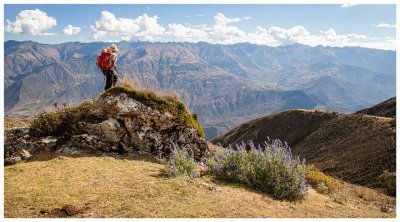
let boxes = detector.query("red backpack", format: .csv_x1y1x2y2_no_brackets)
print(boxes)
96,49,112,70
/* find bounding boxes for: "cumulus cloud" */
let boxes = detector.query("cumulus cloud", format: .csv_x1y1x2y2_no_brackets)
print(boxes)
166,13,371,48
62,25,81,35
375,22,396,28
5,9,57,35
90,11,165,41
168,13,252,44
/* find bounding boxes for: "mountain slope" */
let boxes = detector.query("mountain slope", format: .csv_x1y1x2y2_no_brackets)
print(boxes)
4,41,396,139
212,107,396,190
356,97,396,118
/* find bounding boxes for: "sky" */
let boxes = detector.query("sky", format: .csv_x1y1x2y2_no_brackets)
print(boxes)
3,3,397,50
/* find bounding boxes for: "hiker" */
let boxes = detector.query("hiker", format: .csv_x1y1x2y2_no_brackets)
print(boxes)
96,44,119,91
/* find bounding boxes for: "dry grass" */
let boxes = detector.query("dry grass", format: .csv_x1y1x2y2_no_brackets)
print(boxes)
4,152,396,218
4,117,33,130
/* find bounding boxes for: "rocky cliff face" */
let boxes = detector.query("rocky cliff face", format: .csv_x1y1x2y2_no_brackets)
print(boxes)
5,87,209,163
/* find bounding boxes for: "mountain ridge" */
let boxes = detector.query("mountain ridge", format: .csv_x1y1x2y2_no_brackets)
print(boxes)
5,40,395,139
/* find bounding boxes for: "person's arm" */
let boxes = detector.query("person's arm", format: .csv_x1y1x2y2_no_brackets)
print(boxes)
111,55,117,68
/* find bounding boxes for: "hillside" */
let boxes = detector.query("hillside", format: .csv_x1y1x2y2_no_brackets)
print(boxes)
356,97,396,118
4,152,396,218
212,109,396,191
4,41,395,139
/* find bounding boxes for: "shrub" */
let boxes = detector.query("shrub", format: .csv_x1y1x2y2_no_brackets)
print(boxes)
29,102,92,138
378,170,396,196
164,140,198,178
206,139,309,201
316,183,329,194
304,164,341,193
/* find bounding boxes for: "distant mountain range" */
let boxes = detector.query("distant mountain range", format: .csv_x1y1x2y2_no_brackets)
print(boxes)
4,40,395,140
212,98,396,190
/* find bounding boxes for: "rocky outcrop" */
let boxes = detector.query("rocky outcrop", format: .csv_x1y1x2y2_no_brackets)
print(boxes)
4,88,210,163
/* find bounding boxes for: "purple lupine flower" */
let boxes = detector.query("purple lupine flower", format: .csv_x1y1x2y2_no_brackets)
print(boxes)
294,163,298,168
273,183,277,187
194,161,197,166
243,175,248,181
302,158,306,165
297,156,300,163
306,164,310,171
234,170,238,174
168,144,173,153
240,153,243,160
305,174,310,178
163,158,167,165
172,162,177,176
185,152,190,159
281,159,284,164
192,170,196,178
285,141,288,149
288,147,292,154
267,136,270,141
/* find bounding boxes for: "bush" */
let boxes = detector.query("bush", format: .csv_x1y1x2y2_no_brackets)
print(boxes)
316,183,329,194
378,170,396,196
304,164,341,193
29,102,92,138
205,139,309,201
164,140,198,178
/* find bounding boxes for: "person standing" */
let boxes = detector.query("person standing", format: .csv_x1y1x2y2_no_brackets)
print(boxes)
103,44,119,91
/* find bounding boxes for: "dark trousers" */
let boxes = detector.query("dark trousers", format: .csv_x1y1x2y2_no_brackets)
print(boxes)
103,70,117,91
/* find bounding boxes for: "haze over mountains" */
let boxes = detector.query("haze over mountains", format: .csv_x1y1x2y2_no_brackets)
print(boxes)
4,40,395,140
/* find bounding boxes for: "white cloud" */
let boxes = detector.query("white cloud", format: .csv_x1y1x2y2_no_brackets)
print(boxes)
5,9,57,35
167,23,207,42
62,25,81,35
90,11,165,41
340,4,357,8
165,13,380,49
375,22,396,28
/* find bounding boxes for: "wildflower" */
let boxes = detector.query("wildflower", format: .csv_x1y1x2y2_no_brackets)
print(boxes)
172,162,177,177
192,170,196,178
185,152,190,159
302,158,306,165
163,158,167,165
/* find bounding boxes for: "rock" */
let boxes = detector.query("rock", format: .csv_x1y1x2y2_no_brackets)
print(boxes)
9,149,31,164
5,90,211,160
381,205,393,213
71,134,129,154
5,127,29,137
55,146,82,155
86,93,210,160
199,182,220,192
61,205,83,216
40,136,58,149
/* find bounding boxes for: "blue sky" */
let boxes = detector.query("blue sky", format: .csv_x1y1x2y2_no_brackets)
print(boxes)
4,4,397,50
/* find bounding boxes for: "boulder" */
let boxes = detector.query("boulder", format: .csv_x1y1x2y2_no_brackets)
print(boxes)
5,89,210,160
